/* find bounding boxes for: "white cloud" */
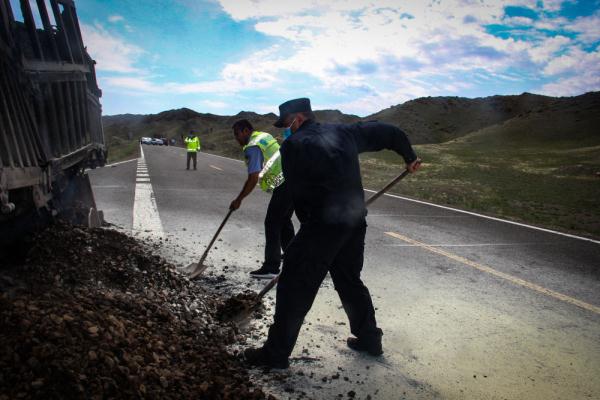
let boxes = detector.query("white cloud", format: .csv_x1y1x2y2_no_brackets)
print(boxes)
200,100,229,109
543,47,585,75
217,0,322,20
102,76,163,93
108,15,125,23
96,0,598,114
205,0,600,112
566,12,600,43
539,0,566,12
80,23,144,73
540,48,600,95
528,35,571,63
209,0,544,111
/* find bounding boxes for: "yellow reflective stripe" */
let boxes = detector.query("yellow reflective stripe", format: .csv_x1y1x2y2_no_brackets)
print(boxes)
259,150,280,179
247,132,270,147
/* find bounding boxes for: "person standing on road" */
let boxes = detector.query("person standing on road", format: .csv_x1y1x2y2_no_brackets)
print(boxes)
230,119,295,279
183,131,201,170
244,98,421,369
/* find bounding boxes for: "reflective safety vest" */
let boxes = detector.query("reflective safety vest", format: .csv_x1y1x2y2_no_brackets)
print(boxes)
243,131,283,192
185,136,200,152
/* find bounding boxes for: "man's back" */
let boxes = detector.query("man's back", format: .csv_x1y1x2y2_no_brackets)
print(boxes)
281,121,365,225
281,120,416,226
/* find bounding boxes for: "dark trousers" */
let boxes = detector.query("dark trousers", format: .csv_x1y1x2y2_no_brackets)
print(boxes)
263,182,295,271
186,152,197,169
263,219,381,361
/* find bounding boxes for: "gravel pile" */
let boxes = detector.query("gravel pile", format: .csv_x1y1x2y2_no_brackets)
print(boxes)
216,291,262,322
0,223,274,399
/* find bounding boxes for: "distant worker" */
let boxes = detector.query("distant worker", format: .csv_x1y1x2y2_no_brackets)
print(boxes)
230,119,295,279
244,98,421,369
183,131,201,170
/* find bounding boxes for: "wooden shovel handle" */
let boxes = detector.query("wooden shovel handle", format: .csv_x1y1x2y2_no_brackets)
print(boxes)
197,209,233,266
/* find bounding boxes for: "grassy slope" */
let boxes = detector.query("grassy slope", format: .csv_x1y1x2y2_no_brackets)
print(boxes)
361,96,600,239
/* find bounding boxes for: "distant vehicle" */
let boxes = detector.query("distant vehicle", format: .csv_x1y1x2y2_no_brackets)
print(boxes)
151,138,164,145
141,137,153,145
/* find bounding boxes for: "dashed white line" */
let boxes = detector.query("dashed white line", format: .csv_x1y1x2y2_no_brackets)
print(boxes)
132,147,164,240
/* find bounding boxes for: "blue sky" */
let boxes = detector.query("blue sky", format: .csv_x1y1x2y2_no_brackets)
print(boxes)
12,0,600,115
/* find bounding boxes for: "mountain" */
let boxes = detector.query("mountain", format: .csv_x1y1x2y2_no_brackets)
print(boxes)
102,91,600,161
451,91,600,148
368,92,557,143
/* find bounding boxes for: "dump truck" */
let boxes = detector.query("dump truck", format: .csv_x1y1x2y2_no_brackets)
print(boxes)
0,0,105,242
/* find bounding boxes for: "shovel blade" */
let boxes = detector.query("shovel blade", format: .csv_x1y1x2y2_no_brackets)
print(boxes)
177,262,198,273
188,263,209,279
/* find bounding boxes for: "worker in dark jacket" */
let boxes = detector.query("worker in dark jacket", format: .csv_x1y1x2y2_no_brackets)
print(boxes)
244,98,421,369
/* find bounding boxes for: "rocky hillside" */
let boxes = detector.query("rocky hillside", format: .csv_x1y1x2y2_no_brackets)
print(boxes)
369,92,558,143
451,91,600,148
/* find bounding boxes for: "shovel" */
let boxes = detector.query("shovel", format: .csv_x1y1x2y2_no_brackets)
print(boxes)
182,209,234,279
233,167,415,321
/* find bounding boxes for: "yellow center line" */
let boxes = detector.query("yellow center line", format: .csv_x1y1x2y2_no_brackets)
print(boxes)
385,231,600,315
210,165,223,171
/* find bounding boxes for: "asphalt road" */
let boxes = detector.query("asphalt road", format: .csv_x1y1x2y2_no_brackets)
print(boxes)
89,145,600,400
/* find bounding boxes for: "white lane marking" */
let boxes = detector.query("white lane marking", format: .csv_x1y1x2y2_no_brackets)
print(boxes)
137,174,150,178
178,149,600,245
210,165,223,171
132,146,164,240
105,158,137,167
385,231,600,315
369,214,467,218
384,242,552,247
365,189,600,245
202,151,244,163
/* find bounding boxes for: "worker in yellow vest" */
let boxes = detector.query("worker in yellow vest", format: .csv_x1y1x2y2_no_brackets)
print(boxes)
184,131,201,170
230,119,294,279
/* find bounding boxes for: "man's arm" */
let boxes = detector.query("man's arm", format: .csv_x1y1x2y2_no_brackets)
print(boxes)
230,172,259,210
230,146,263,210
347,122,418,165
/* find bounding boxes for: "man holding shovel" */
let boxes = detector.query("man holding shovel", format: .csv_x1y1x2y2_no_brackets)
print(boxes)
230,119,295,279
244,98,421,369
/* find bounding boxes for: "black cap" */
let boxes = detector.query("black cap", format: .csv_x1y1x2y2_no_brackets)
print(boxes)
274,98,312,127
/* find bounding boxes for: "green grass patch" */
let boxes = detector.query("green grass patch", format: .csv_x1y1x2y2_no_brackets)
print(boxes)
106,137,140,163
361,139,600,239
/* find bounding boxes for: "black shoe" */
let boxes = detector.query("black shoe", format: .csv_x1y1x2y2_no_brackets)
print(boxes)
249,266,279,279
347,337,383,356
244,347,289,369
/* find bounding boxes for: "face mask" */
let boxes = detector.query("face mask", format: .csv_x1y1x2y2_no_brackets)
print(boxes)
283,118,296,140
